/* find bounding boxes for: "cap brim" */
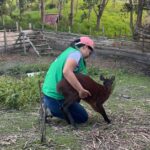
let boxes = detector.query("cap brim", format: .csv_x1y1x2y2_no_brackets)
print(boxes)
88,46,94,51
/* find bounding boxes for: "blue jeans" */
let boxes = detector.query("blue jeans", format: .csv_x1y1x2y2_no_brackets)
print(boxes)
43,95,88,124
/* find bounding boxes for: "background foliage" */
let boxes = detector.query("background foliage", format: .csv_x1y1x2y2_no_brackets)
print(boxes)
0,0,148,37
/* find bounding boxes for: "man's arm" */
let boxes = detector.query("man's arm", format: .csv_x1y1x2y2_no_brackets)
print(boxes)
63,58,91,98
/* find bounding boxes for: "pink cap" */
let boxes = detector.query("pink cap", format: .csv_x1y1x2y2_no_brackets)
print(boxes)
80,36,95,51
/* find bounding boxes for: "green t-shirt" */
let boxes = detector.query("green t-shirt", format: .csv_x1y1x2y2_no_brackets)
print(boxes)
42,47,87,100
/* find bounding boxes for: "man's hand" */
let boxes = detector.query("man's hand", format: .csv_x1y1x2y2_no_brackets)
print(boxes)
79,88,91,99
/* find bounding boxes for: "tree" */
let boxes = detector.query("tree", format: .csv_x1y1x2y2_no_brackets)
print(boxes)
19,0,26,17
69,0,74,29
129,0,134,34
93,0,109,30
82,0,109,30
58,0,65,17
0,0,9,25
81,0,95,21
40,0,45,23
18,0,35,19
121,0,135,36
136,0,144,28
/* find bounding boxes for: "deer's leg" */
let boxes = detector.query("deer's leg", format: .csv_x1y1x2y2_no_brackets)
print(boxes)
61,100,77,128
92,103,111,124
99,105,110,123
61,103,71,124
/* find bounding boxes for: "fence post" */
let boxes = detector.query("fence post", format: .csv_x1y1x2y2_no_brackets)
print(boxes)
102,25,105,36
22,32,27,54
29,23,32,30
16,21,19,31
20,26,22,32
55,23,58,32
4,29,7,53
68,26,71,33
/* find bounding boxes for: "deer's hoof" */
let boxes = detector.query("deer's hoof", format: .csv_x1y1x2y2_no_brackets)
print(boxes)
106,119,111,124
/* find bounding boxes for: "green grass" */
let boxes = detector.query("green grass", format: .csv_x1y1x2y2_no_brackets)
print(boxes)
0,59,150,149
0,110,37,134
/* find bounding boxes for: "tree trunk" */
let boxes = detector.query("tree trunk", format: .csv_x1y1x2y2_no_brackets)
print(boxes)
41,0,45,23
96,13,101,30
96,0,109,31
133,0,144,39
69,0,74,30
19,0,22,19
58,0,63,17
136,0,144,27
88,6,92,22
129,0,134,35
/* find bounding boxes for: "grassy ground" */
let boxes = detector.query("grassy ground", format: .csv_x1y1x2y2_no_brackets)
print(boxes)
0,54,150,150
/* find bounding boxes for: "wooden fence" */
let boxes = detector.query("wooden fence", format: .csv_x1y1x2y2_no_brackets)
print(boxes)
0,29,150,65
0,29,52,56
0,29,20,55
43,31,150,65
0,22,34,55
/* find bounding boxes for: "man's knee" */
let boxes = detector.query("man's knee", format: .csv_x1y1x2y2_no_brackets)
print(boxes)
75,112,88,124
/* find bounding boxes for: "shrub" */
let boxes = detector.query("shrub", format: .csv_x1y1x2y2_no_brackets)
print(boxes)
0,63,50,109
0,75,43,109
1,64,49,77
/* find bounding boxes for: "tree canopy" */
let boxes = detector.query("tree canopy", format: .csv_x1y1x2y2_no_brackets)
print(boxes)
0,0,149,39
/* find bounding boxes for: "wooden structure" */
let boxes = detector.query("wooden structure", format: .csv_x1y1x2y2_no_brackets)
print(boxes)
44,14,59,25
1,29,149,65
43,31,150,65
14,30,52,56
43,14,59,30
0,29,19,55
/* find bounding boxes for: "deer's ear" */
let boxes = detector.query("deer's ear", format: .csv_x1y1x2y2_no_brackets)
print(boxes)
100,74,105,81
111,76,115,81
